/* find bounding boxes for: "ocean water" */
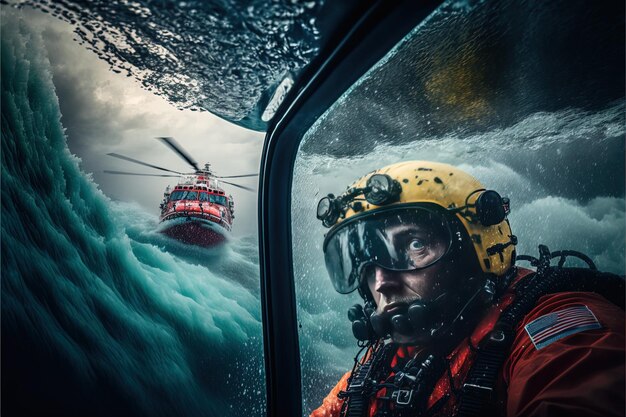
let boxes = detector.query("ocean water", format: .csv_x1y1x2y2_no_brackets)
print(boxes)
2,16,265,417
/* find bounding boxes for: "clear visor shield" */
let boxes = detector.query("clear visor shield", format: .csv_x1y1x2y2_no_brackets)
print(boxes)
323,207,454,294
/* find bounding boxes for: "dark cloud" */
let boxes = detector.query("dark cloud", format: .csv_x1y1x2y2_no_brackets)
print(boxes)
37,13,142,151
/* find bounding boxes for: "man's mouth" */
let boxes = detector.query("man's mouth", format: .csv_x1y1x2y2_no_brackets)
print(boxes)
382,302,407,314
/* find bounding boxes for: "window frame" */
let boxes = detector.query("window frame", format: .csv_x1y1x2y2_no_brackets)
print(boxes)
258,1,443,416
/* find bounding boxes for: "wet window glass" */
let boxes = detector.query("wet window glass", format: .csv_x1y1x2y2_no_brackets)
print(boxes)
185,191,198,200
291,1,624,415
199,192,209,202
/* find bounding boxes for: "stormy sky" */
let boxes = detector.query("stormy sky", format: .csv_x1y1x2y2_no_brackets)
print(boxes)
23,7,264,237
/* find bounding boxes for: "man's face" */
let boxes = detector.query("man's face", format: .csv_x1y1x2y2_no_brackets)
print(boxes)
362,223,455,343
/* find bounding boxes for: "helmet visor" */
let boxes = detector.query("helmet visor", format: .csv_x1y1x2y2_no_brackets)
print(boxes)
323,206,454,294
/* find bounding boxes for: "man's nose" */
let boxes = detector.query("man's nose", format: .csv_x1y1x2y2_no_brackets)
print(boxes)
374,266,402,294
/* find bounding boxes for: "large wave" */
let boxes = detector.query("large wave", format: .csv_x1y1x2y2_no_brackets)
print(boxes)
2,15,265,417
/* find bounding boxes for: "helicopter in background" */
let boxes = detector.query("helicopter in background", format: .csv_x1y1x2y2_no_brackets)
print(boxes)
105,136,257,246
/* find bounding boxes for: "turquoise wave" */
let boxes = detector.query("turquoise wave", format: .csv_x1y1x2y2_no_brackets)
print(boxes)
1,15,264,417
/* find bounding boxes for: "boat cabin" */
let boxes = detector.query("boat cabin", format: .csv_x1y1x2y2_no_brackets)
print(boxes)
168,185,229,206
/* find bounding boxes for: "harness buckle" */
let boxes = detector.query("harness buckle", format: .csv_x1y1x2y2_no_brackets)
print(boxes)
391,389,413,406
349,380,365,389
462,383,493,400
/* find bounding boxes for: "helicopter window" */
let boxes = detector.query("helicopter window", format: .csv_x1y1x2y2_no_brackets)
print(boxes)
199,192,210,202
285,1,624,415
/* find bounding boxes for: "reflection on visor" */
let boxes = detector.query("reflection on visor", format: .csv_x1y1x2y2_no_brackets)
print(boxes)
324,206,453,294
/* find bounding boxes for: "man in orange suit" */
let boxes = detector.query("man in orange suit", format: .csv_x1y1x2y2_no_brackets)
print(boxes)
312,161,624,417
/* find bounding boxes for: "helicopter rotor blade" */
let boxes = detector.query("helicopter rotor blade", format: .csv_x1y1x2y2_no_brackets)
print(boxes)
107,153,183,174
219,180,255,192
103,170,181,178
216,174,259,179
157,137,200,172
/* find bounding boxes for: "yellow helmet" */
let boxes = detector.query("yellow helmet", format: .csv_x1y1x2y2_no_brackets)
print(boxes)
318,161,516,287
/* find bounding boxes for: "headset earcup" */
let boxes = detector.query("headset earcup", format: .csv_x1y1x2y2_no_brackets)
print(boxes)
407,302,430,331
391,314,412,335
476,190,506,226
370,312,392,338
352,319,372,341
348,303,377,341
347,304,365,322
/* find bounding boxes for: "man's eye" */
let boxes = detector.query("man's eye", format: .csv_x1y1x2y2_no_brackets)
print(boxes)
408,239,424,250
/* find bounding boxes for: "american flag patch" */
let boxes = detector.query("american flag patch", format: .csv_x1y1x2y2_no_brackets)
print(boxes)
524,305,601,350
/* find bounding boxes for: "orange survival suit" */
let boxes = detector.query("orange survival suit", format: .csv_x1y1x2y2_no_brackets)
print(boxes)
311,268,625,417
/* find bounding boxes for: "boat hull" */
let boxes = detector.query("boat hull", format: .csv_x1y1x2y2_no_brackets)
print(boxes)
158,215,230,247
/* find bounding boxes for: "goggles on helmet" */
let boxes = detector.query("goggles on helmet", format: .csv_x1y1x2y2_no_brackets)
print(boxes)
323,205,456,294
317,174,402,228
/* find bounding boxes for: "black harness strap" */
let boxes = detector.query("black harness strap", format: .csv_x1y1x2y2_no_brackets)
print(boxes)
339,342,396,417
456,335,508,416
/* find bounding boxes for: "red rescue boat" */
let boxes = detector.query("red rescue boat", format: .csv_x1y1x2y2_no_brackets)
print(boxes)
157,170,235,246
105,137,256,247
